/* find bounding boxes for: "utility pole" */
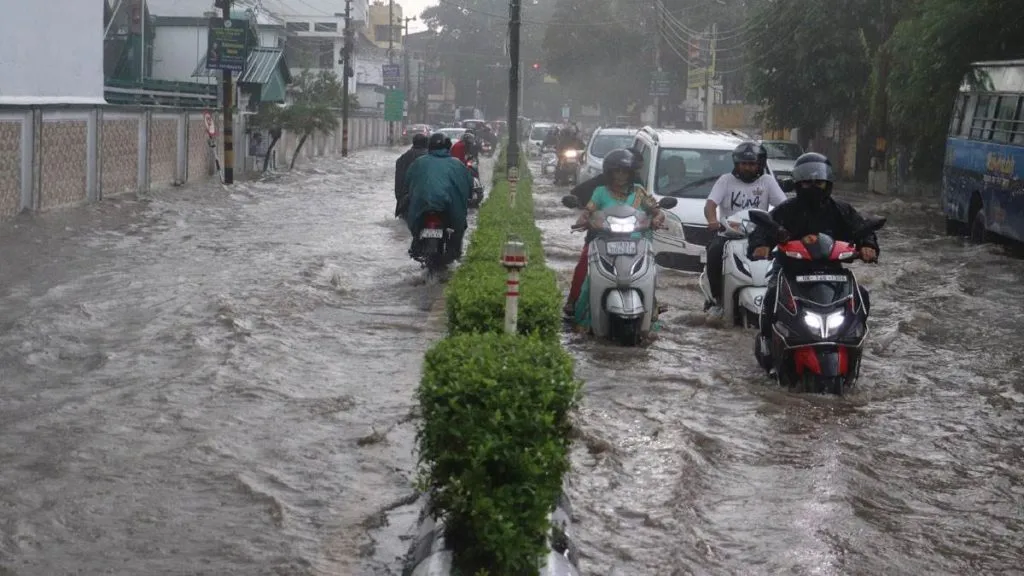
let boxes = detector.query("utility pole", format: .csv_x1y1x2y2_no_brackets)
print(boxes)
388,0,395,146
654,0,662,128
216,0,234,184
704,23,716,130
506,0,522,178
404,16,416,124
341,0,353,156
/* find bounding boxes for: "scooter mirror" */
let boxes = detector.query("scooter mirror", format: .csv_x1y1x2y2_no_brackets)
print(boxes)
657,197,678,210
855,216,887,237
748,209,775,228
562,195,579,209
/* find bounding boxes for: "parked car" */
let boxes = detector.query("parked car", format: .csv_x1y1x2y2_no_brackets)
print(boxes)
760,140,804,182
577,127,639,183
402,124,432,145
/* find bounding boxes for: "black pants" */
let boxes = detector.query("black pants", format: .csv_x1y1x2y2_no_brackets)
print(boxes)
759,264,872,339
706,235,728,305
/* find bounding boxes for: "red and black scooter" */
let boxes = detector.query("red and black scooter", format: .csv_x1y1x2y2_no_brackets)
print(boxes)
748,209,886,395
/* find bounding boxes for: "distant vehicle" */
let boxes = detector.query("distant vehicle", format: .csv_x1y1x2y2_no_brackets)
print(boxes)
436,127,467,142
578,127,639,182
527,122,555,157
461,119,487,132
761,140,804,181
942,59,1024,243
402,124,432,145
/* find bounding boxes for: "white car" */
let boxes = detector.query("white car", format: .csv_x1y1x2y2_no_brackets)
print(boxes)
527,122,555,157
632,126,749,272
577,127,639,183
761,140,804,182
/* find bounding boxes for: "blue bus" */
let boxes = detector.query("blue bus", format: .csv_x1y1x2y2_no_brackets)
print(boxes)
942,60,1024,242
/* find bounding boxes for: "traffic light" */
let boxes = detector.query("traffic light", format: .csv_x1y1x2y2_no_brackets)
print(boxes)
532,62,540,70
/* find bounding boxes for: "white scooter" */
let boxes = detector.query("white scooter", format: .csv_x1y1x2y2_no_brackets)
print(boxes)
562,194,678,345
541,146,558,176
698,209,772,328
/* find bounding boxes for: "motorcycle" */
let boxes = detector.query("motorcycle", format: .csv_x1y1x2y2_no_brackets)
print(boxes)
413,212,456,278
747,209,886,395
466,160,484,209
562,194,678,345
698,209,772,327
554,148,581,186
541,146,558,176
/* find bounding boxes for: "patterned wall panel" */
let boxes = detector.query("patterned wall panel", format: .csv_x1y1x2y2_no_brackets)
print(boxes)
40,120,87,210
0,121,21,220
188,118,211,180
150,118,178,186
102,117,138,197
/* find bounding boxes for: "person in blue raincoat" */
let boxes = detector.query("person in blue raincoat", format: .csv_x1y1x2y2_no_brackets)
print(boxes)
405,133,473,258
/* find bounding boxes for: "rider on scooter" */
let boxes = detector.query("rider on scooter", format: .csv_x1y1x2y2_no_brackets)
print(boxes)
703,141,789,318
565,149,666,315
564,147,644,315
748,152,880,345
406,133,473,259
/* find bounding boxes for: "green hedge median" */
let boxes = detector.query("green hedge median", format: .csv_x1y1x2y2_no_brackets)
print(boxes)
445,146,561,340
414,143,579,575
417,332,578,574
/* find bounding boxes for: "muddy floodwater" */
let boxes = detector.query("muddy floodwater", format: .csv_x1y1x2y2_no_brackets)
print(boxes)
0,150,460,575
531,160,1024,575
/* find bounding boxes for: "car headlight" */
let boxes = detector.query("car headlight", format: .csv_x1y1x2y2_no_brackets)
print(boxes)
606,215,637,233
802,310,845,338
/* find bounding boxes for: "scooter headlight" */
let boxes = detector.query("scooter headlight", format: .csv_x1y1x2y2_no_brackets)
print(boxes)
563,149,578,159
606,215,637,233
802,310,845,338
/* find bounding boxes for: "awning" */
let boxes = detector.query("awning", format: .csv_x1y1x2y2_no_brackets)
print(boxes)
192,47,291,85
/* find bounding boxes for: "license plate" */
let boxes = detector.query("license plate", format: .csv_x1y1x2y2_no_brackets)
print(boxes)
420,228,444,239
795,274,846,283
606,241,637,256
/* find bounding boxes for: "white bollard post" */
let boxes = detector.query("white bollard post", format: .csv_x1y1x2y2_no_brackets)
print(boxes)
501,236,528,334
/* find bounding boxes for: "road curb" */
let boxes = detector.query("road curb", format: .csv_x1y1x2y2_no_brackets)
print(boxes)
403,491,580,576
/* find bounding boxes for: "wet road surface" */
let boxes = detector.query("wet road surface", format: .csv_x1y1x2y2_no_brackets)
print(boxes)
531,162,1024,575
0,149,455,575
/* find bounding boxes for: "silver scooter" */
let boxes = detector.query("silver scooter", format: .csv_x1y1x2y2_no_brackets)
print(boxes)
562,194,678,345
698,209,771,327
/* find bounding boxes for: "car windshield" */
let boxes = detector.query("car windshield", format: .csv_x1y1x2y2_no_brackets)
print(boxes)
440,129,465,138
654,147,734,199
530,126,551,140
763,141,804,159
589,134,636,158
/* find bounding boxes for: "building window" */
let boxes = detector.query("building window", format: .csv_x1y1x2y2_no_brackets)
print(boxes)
314,22,337,32
374,24,399,43
286,22,310,32
283,37,336,70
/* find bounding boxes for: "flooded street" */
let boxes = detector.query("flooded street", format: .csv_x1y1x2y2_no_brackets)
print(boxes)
0,149,450,575
531,161,1024,575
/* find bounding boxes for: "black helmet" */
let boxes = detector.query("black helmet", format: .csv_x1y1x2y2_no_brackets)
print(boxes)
731,142,760,183
428,132,447,151
461,132,476,144
602,148,638,179
412,133,429,148
791,152,835,207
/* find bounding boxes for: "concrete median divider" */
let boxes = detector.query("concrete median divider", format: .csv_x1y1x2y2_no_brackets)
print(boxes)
403,143,582,575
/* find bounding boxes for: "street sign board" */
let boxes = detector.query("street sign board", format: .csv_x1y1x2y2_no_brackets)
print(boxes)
206,18,249,72
649,70,671,97
385,90,405,122
382,64,401,86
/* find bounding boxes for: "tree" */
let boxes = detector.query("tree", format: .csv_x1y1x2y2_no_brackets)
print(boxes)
886,0,1024,176
249,103,286,173
287,70,356,169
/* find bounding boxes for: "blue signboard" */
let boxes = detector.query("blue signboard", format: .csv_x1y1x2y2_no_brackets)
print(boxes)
382,64,401,86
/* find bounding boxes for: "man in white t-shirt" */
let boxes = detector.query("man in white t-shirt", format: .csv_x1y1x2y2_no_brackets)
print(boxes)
702,142,788,317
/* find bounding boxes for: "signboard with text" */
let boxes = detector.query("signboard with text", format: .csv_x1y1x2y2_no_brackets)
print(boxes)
206,18,249,73
382,64,401,86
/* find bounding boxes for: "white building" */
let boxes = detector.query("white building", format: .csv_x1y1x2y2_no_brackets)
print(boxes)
262,0,370,96
0,0,105,104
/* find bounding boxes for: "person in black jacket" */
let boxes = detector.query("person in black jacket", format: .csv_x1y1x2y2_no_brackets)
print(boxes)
394,134,429,219
748,152,880,342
